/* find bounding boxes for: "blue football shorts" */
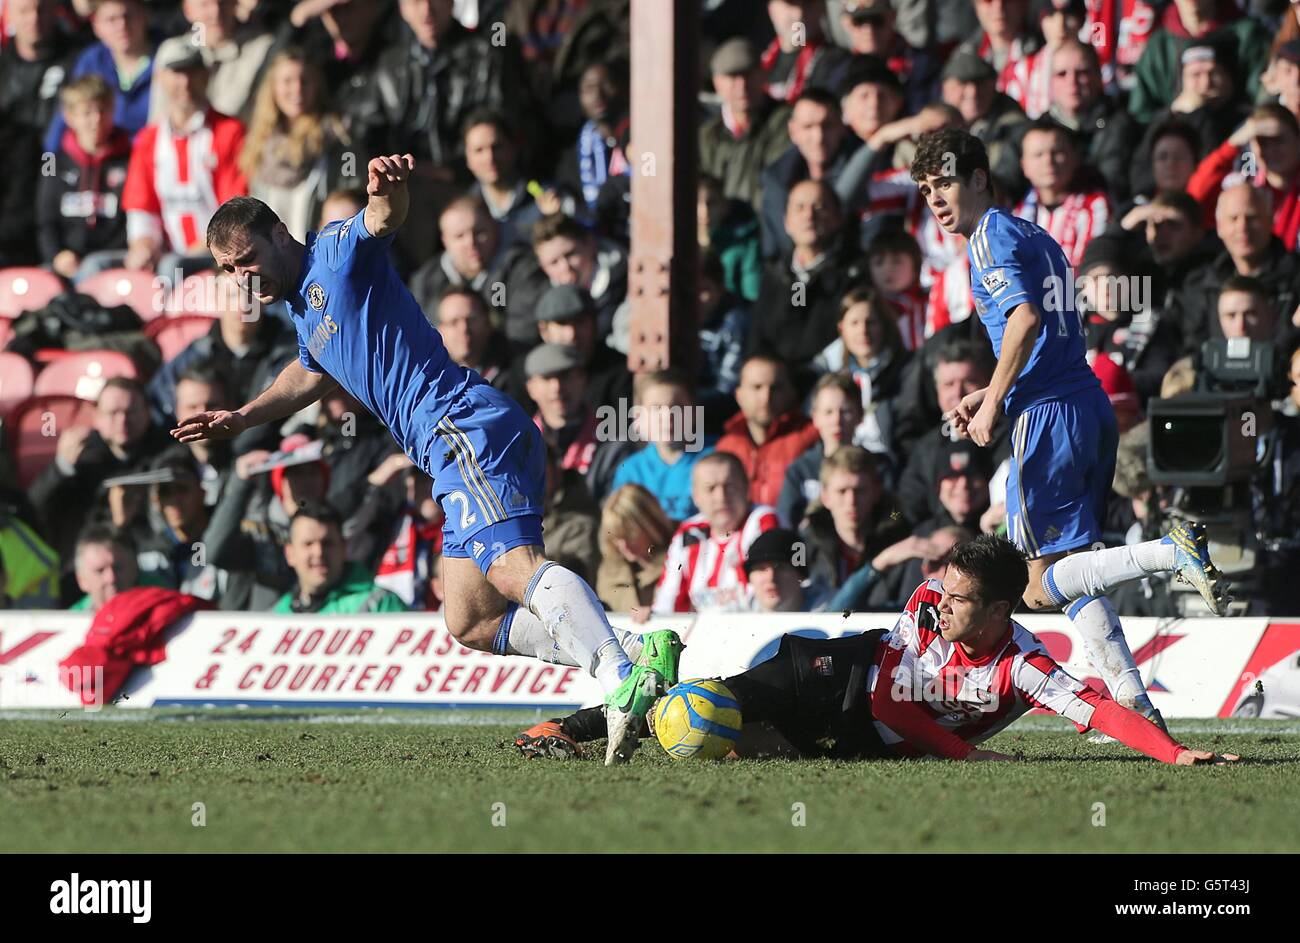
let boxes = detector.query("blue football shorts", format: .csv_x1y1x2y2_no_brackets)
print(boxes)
424,380,546,575
1004,386,1118,559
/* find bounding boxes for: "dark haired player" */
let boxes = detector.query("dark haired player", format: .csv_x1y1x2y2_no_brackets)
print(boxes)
170,156,679,765
905,128,1229,730
518,536,1240,766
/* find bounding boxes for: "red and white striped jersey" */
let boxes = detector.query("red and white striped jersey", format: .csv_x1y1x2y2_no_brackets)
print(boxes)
1012,189,1111,268
860,168,961,293
652,505,779,614
925,249,973,335
1006,44,1056,119
122,108,248,253
884,287,928,351
977,33,1038,110
1085,0,1159,88
866,579,1185,762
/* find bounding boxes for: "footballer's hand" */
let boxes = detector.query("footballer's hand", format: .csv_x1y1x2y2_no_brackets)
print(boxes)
172,410,248,443
950,388,986,424
630,606,651,625
367,154,414,197
966,396,1000,448
1175,749,1241,766
968,749,1017,761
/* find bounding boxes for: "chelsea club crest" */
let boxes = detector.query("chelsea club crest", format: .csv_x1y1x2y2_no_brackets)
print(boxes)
307,283,326,310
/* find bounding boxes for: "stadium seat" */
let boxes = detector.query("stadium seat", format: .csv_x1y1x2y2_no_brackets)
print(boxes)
0,351,35,420
8,394,97,488
0,267,65,318
147,315,215,362
31,350,137,400
78,268,167,322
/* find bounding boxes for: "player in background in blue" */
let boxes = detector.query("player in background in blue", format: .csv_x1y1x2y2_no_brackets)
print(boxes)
171,154,679,765
909,129,1229,725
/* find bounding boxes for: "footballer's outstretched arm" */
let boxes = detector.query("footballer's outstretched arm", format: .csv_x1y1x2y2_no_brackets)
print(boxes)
172,359,338,443
364,154,415,239
1013,651,1241,765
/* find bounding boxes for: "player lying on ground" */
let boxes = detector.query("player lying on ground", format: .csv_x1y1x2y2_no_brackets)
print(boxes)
908,128,1230,730
169,155,679,764
516,535,1240,765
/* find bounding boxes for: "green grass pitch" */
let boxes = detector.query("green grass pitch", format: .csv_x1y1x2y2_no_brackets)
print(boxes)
2,710,1296,853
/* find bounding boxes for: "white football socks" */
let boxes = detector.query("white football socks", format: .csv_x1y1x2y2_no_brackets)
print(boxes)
523,562,633,693
493,604,644,666
1041,539,1177,606
493,604,576,665
1066,595,1151,710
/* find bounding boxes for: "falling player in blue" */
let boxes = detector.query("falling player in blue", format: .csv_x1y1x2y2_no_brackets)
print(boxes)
171,154,679,764
910,129,1229,724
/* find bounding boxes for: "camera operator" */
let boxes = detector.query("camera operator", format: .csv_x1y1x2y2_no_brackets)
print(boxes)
1153,275,1297,613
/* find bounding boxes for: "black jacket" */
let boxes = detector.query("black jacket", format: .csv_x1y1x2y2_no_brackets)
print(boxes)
1172,239,1300,353
36,127,131,263
360,23,526,167
502,338,634,419
889,319,992,455
757,139,858,260
0,117,41,264
747,246,870,390
30,426,173,561
0,34,80,134
408,244,550,350
1049,98,1141,205
1129,103,1251,201
800,501,910,593
1085,310,1184,406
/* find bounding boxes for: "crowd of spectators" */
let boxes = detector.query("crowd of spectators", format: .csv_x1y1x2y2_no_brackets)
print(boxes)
2,0,1300,618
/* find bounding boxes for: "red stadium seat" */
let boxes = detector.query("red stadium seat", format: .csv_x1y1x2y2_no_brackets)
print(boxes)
78,268,167,322
0,351,35,419
147,315,215,362
7,394,97,488
0,267,65,317
32,349,137,400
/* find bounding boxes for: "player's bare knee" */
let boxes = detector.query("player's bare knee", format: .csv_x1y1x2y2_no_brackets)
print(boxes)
485,544,547,603
442,607,498,652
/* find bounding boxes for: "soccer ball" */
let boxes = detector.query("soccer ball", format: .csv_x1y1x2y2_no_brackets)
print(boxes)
652,679,743,760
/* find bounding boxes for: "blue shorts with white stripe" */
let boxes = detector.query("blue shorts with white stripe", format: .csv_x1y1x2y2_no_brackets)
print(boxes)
1004,385,1117,560
427,380,546,574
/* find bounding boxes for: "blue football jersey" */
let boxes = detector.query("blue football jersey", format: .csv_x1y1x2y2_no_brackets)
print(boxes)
287,209,473,465
967,207,1100,416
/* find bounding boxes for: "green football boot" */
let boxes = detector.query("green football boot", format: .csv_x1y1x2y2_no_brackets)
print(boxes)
637,629,684,687
604,664,664,766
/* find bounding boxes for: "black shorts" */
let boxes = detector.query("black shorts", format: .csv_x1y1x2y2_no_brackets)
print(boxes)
722,631,890,760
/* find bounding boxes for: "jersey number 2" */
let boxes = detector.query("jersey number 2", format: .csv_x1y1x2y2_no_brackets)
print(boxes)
445,491,478,530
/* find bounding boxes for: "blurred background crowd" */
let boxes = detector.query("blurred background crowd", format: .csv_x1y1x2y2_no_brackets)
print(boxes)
1,0,1299,618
